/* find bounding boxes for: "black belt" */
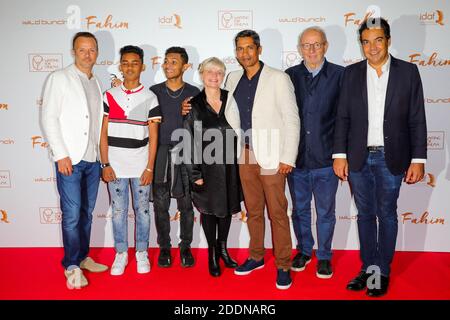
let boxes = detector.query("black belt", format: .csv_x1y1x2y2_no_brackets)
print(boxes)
367,146,384,152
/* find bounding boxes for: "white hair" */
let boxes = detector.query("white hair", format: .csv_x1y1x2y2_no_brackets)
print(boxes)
298,26,328,44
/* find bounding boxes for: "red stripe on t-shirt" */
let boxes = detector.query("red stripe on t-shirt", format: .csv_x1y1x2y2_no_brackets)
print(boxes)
106,91,126,119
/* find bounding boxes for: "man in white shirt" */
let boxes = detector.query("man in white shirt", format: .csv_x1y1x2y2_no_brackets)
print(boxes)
333,18,427,297
42,32,108,289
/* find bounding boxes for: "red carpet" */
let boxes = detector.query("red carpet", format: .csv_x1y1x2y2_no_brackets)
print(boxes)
0,248,449,300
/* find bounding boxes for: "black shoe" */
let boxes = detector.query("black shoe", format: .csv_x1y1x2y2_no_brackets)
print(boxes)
316,260,333,279
158,248,172,268
291,253,311,272
208,246,221,277
276,269,292,290
217,241,238,268
366,275,390,297
180,247,195,268
347,271,371,291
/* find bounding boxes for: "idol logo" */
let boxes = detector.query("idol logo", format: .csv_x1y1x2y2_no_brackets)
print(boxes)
159,14,182,29
218,10,253,30
0,210,10,223
0,103,8,110
40,207,62,224
419,10,444,26
29,54,63,72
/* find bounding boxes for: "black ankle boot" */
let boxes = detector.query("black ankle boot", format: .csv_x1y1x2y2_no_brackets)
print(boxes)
217,241,238,268
208,246,221,277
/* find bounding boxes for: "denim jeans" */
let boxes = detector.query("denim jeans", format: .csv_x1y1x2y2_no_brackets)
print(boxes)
287,166,338,260
348,148,404,277
56,160,101,269
153,165,194,249
108,178,151,253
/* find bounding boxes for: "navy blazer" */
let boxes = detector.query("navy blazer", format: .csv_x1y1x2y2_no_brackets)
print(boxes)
286,59,344,169
333,55,427,175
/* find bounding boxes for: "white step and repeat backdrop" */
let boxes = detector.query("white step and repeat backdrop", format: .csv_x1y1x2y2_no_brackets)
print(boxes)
1,0,449,251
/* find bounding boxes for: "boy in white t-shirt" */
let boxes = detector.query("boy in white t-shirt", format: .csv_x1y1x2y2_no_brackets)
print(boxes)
100,45,162,275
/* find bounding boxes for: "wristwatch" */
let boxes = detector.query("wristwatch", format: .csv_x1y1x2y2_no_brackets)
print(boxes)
100,162,110,169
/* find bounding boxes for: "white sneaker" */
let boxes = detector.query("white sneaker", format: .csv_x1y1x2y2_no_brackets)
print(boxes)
136,250,150,274
110,252,128,276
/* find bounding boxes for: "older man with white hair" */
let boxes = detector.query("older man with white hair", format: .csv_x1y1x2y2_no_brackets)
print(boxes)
285,26,344,279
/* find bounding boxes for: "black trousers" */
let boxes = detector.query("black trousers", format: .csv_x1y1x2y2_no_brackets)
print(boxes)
153,165,194,249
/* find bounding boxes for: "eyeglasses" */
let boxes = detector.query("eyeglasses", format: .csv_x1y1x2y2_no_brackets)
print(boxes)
299,42,326,50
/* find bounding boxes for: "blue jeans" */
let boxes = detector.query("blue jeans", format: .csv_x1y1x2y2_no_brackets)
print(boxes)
108,178,151,253
348,149,404,277
56,160,101,269
287,166,338,260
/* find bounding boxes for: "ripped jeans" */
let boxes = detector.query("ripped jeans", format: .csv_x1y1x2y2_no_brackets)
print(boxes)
108,178,151,253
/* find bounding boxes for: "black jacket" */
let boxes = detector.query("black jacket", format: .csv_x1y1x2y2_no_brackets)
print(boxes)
333,55,427,175
183,89,242,217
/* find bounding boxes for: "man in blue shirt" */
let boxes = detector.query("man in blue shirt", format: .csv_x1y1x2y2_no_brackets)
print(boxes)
285,26,344,279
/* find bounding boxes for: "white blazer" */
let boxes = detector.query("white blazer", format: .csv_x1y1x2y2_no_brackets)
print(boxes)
41,64,103,165
225,64,300,169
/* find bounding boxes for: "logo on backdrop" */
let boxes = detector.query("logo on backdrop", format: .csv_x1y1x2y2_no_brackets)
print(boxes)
279,16,326,23
282,51,301,69
409,52,450,67
0,171,11,188
34,177,56,183
338,215,358,221
342,57,364,66
0,210,10,224
222,56,238,66
344,5,382,27
419,10,445,26
426,97,450,104
158,14,182,29
170,211,199,223
401,212,445,225
96,60,117,66
232,211,248,223
0,103,8,110
427,131,445,150
0,138,14,145
96,212,134,219
218,10,253,30
86,15,129,30
40,207,62,224
28,54,63,72
22,18,67,26
31,136,49,149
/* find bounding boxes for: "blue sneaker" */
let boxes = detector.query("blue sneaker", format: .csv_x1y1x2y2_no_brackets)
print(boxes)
276,269,292,290
234,258,264,275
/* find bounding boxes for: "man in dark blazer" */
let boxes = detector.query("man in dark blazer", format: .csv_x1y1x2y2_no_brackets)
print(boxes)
285,26,344,280
333,18,427,297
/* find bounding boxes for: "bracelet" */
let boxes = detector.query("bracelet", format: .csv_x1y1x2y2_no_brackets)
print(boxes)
100,162,110,169
145,168,153,172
